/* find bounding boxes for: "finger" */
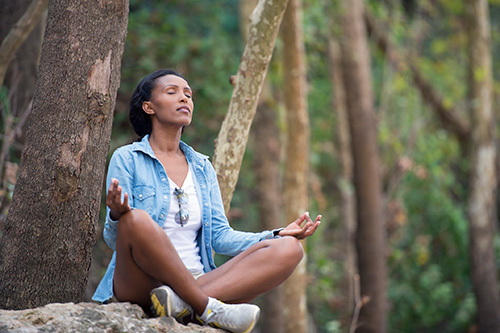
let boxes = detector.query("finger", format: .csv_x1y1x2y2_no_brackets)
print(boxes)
295,211,309,226
122,192,130,210
107,179,116,196
304,211,313,223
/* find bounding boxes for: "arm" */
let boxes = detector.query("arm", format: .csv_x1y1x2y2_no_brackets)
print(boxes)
206,162,321,255
103,149,134,250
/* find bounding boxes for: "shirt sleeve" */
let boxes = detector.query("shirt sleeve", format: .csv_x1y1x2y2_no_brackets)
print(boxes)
103,148,135,251
205,162,277,256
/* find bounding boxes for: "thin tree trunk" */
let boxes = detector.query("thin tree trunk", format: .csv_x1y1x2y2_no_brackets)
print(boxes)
0,0,46,221
240,1,285,331
339,0,387,332
213,0,289,212
0,0,48,87
0,0,128,310
281,0,309,331
465,0,500,331
327,35,358,328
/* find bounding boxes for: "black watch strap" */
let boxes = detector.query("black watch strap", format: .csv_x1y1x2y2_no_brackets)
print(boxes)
273,227,284,237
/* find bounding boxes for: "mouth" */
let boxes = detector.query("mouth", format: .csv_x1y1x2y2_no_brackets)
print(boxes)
177,106,191,114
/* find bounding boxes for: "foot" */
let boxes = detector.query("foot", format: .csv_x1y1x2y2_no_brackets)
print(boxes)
150,285,192,322
198,297,260,333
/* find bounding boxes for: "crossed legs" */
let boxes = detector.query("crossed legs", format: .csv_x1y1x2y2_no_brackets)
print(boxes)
112,209,303,315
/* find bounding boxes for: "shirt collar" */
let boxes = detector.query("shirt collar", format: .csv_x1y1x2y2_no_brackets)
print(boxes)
132,134,209,164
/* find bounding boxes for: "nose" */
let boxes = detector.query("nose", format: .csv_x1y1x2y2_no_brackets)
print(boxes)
179,93,188,103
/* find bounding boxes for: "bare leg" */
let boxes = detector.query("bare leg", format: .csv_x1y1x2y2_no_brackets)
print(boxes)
113,209,208,315
197,236,304,303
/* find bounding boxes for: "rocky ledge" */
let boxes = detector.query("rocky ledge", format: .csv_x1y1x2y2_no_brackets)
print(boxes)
0,302,223,332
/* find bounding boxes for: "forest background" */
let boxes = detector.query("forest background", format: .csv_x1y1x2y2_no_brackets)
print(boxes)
1,0,500,332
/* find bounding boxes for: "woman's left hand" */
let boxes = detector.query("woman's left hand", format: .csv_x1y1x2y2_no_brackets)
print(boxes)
278,212,322,239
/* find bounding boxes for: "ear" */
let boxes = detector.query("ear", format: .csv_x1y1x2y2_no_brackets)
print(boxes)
142,101,155,115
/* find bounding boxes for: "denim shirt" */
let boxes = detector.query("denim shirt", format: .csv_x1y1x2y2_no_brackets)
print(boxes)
92,135,278,303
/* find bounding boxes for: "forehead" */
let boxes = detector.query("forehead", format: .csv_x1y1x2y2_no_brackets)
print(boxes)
155,74,191,90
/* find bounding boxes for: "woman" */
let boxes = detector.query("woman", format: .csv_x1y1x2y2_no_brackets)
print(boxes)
92,69,321,333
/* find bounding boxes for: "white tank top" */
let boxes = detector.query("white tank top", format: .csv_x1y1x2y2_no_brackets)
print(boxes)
163,168,204,273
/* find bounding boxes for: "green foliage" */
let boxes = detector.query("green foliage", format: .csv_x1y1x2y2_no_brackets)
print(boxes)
388,130,474,332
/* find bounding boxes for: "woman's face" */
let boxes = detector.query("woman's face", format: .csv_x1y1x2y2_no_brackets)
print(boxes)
143,74,194,130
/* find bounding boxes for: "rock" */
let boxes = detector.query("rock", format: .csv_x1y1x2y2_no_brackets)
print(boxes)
0,302,223,332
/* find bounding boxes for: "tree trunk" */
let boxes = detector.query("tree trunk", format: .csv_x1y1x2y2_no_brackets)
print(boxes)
240,1,285,332
339,0,387,332
281,0,309,332
465,0,500,331
212,0,289,212
327,34,358,328
251,85,285,333
0,0,128,310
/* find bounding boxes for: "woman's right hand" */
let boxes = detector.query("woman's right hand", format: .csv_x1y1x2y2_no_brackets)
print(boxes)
106,178,131,221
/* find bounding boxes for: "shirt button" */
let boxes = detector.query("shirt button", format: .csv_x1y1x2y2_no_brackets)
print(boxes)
164,195,168,199
162,178,166,182
205,203,208,206
205,223,208,226
160,214,164,218
138,194,143,198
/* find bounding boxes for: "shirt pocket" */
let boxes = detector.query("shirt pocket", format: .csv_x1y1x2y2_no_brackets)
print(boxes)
132,185,156,215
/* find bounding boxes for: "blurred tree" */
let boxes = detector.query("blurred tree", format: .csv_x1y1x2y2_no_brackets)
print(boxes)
0,0,47,87
327,9,358,330
465,0,500,331
242,0,286,332
366,1,500,330
213,0,289,211
339,0,387,331
281,0,310,332
0,0,47,228
0,0,128,309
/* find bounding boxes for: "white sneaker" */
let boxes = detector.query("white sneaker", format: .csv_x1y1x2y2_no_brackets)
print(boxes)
150,285,192,321
198,297,260,333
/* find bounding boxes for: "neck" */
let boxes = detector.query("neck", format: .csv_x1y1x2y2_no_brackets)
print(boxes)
148,127,183,155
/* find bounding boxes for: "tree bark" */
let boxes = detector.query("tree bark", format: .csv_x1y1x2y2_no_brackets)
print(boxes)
339,0,387,332
212,0,289,212
0,0,128,310
281,0,309,332
465,0,500,331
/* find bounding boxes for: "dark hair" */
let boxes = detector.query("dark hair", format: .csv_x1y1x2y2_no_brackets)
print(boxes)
129,69,186,137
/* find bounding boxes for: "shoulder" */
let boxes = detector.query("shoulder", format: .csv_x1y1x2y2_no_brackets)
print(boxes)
111,136,151,161
180,140,210,164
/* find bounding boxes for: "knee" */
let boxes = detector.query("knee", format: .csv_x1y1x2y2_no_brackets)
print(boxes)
118,209,158,234
274,236,304,266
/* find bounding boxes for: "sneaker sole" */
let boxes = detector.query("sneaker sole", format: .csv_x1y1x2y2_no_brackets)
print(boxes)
207,306,260,333
150,288,171,317
150,287,191,321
